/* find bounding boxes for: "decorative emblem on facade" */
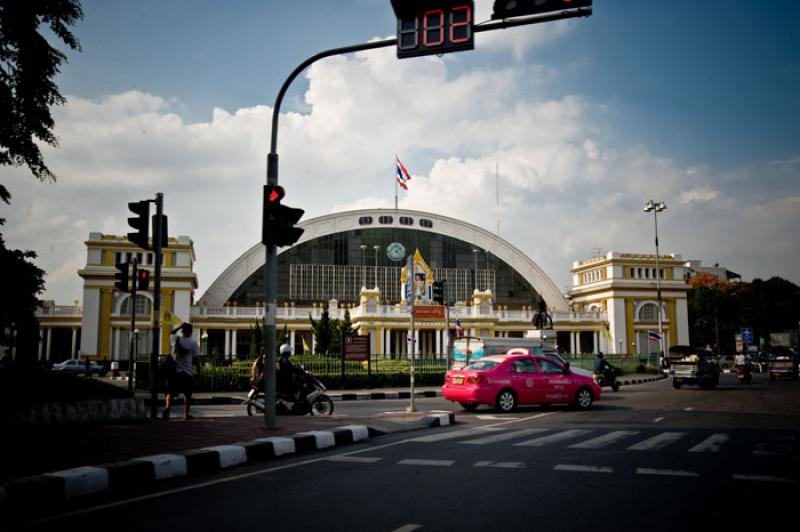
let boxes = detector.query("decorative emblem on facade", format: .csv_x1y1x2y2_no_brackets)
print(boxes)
386,242,405,262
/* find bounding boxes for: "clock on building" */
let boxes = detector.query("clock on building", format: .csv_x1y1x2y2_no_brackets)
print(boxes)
386,242,406,262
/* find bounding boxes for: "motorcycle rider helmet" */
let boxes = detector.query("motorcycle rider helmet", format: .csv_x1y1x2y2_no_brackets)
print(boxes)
597,352,604,358
279,343,293,355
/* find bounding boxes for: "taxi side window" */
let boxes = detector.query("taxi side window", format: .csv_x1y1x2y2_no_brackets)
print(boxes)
512,359,537,373
538,359,564,374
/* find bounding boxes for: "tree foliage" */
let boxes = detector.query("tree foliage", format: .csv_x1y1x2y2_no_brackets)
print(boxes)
0,194,45,361
0,0,83,182
688,277,800,354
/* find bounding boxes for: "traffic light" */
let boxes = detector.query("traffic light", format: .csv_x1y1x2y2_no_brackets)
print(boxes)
262,185,305,247
432,281,445,305
137,269,150,291
127,201,150,249
492,0,592,19
114,262,130,292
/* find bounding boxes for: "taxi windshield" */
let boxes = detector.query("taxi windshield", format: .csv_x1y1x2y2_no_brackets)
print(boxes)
464,360,499,371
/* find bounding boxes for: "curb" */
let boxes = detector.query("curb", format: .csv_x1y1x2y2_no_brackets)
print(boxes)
618,374,666,386
333,390,441,402
0,410,456,512
0,425,371,509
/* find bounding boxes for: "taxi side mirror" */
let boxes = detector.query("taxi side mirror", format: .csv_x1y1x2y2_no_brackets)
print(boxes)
563,362,571,374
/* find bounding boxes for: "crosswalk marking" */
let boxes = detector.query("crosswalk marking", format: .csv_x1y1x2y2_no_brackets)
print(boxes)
637,468,699,478
514,429,592,447
688,434,728,453
627,432,687,451
410,428,491,443
555,464,614,474
474,461,526,469
324,456,382,463
398,459,454,467
460,428,549,445
569,430,640,449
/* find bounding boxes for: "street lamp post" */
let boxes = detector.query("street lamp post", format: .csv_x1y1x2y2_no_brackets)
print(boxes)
643,199,667,362
373,245,381,290
360,244,367,289
472,249,479,292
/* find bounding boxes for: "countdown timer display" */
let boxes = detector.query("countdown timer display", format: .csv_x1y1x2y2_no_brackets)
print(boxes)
393,0,474,59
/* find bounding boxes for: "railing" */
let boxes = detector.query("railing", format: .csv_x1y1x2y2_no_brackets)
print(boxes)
191,305,607,324
36,305,82,317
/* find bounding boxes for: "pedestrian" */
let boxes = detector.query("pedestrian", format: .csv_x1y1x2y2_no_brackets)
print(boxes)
162,322,201,420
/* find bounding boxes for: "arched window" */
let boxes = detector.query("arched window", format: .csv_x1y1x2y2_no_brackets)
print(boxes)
638,303,658,321
121,295,152,316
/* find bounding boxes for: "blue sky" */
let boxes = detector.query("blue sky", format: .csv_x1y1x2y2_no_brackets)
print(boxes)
3,0,799,303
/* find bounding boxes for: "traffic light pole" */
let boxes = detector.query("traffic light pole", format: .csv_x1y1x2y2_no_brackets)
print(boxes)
129,259,137,394
149,192,164,419
261,6,590,428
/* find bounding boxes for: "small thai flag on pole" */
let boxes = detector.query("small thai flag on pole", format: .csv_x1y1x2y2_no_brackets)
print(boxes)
396,155,411,190
455,319,464,337
648,330,663,342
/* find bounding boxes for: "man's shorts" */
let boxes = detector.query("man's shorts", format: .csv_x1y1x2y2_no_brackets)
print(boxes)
169,371,193,398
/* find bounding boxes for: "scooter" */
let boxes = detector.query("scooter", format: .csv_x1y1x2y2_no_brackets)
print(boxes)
593,367,621,392
736,364,752,384
245,371,334,416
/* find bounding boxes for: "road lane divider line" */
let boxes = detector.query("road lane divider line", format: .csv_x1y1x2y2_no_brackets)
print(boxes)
514,429,592,447
460,428,548,445
732,474,798,484
569,431,640,449
627,432,687,451
688,434,728,453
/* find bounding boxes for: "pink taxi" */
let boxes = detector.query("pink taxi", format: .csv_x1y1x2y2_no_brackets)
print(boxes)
442,354,602,412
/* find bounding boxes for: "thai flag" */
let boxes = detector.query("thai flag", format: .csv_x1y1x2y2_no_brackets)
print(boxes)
455,319,464,337
396,155,411,190
648,330,663,342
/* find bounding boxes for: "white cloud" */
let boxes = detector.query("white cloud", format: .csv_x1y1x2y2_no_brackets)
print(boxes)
2,42,799,305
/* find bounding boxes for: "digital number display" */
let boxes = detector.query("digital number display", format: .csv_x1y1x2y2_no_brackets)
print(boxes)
394,1,474,59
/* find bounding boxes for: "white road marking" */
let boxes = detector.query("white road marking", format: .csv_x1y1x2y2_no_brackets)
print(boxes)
627,432,687,451
398,459,454,467
554,464,614,474
569,431,640,449
392,524,422,532
514,429,592,447
474,461,526,469
688,434,729,453
410,428,489,443
684,407,695,411
460,428,548,445
732,474,798,484
637,468,699,478
653,417,665,423
324,456,382,463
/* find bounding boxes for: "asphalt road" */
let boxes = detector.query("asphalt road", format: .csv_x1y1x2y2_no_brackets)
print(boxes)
18,374,800,532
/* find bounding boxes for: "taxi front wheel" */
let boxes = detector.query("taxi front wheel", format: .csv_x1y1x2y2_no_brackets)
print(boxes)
495,390,517,412
574,388,594,410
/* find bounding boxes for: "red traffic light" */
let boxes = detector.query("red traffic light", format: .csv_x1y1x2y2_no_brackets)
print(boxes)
137,269,150,291
265,185,285,203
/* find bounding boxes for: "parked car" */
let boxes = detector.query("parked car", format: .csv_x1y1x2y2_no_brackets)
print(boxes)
51,359,106,376
442,354,602,412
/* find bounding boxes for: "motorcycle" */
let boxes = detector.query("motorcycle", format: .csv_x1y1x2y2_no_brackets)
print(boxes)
593,367,621,392
736,364,752,384
245,370,334,416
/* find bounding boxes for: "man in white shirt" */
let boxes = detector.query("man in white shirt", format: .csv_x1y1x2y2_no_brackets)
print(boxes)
163,323,201,420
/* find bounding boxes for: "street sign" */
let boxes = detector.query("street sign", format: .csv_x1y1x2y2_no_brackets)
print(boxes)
344,335,369,361
741,327,753,344
413,305,445,320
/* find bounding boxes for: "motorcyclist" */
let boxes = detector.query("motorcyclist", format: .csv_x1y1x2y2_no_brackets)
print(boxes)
594,352,616,379
277,343,306,402
735,351,752,370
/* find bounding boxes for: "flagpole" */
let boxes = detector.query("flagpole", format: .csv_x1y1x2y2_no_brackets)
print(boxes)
394,155,398,210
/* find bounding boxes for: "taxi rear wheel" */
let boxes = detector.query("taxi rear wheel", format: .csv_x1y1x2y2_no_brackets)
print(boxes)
495,390,517,412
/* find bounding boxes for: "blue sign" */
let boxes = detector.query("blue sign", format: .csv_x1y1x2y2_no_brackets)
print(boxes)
741,327,753,344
